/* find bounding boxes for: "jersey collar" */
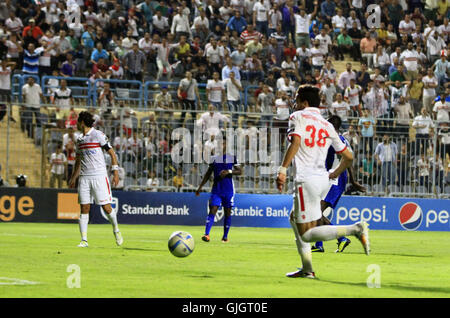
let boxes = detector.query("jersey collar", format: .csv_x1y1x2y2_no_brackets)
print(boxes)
84,127,94,136
304,107,320,113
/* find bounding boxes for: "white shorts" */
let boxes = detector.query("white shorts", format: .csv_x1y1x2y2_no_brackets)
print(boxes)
292,175,331,224
78,175,112,205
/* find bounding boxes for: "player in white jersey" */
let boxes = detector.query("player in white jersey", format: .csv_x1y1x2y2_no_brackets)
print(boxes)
68,111,123,248
276,85,370,279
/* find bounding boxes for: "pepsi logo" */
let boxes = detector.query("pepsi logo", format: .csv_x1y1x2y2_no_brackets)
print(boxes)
398,202,423,231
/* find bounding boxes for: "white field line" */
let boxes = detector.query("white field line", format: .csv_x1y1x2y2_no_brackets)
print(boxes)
0,233,48,238
0,277,40,285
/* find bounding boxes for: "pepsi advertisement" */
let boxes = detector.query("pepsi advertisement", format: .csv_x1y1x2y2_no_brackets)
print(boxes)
91,192,450,232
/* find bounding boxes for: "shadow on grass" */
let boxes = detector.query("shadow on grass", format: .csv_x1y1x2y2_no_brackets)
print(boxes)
317,279,450,295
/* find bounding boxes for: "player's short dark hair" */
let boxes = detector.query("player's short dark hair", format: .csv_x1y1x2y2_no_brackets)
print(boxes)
328,115,342,131
295,85,320,108
78,111,95,127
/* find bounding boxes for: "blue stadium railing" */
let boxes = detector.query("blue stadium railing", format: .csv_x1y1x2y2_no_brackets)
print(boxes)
11,74,258,111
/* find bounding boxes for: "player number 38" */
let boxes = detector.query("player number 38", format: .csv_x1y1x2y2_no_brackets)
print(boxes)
305,125,329,148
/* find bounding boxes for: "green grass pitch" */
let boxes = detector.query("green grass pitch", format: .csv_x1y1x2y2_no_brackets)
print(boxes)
0,222,449,298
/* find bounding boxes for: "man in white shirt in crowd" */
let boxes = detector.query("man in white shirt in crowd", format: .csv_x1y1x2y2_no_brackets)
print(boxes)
273,90,291,145
206,72,226,110
171,6,192,41
224,70,243,123
433,94,450,124
294,2,318,48
400,42,420,80
412,107,435,154
21,77,46,138
0,59,16,123
196,104,231,135
394,95,414,136
426,29,446,65
344,78,362,117
50,143,67,188
399,14,416,36
152,9,170,36
422,68,439,114
331,93,351,128
338,63,356,91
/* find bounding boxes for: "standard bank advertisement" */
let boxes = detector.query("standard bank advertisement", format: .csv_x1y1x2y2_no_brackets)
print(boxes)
89,191,450,232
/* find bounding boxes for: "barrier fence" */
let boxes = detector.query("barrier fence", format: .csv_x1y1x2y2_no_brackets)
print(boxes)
0,99,449,198
10,75,257,111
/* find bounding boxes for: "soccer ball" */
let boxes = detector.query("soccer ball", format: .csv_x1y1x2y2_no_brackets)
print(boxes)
168,231,195,257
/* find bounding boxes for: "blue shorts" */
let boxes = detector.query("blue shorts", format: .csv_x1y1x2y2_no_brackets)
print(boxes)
209,193,234,209
324,182,346,209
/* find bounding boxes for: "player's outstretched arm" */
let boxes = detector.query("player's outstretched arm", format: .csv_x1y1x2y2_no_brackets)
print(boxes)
276,135,301,192
107,148,120,187
329,148,353,180
68,155,81,188
196,165,214,196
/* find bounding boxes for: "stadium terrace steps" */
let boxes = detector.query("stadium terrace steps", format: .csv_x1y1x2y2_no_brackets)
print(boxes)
0,108,42,187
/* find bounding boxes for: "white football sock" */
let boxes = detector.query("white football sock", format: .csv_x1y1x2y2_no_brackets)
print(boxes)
301,224,360,243
106,210,119,233
79,213,89,241
290,217,313,273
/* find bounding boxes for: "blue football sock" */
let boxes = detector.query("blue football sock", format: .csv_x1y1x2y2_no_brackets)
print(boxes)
223,215,231,239
315,241,323,248
205,214,215,235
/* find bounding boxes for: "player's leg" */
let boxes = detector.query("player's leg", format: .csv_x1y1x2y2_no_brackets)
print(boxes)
221,193,234,242
222,207,232,243
286,210,315,279
94,176,123,246
101,203,123,246
315,184,352,253
202,194,220,242
296,177,370,255
78,204,90,247
77,177,92,247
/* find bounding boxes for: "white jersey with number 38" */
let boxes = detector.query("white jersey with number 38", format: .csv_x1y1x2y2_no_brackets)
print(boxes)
76,128,112,176
287,107,347,182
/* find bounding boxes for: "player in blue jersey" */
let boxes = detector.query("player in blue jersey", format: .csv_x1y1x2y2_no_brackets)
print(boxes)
196,140,242,243
312,115,366,253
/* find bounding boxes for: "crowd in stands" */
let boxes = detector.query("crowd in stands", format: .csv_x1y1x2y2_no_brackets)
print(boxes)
0,0,449,193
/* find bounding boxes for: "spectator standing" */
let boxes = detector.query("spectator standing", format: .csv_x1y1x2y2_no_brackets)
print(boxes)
178,71,201,126
407,73,424,115
206,72,226,110
358,109,376,155
374,134,398,189
360,32,377,70
123,43,146,82
413,107,435,155
422,68,439,114
223,70,243,122
49,144,67,188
